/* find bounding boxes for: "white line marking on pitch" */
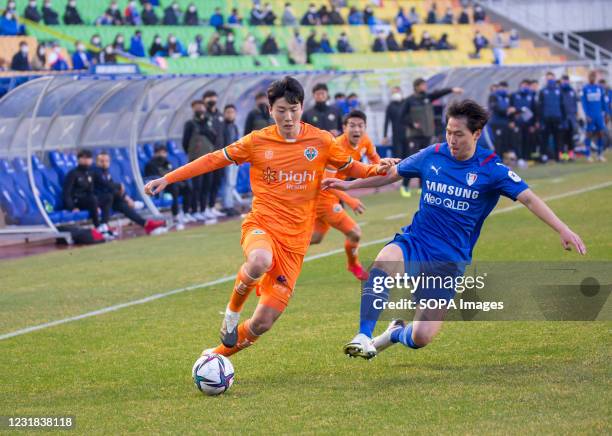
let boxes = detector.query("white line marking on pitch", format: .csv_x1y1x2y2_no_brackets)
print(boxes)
1,180,610,341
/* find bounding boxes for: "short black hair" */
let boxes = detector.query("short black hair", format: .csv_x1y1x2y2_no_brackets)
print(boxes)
267,76,304,107
413,77,426,89
334,92,345,99
498,81,509,87
446,99,489,133
77,149,93,158
224,104,236,111
255,91,267,100
343,110,367,125
561,74,570,80
154,143,166,152
191,99,204,107
202,90,217,99
312,83,329,94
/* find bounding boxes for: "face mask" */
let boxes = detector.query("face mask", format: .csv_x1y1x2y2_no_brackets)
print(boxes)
5,13,12,20
391,93,402,102
105,47,113,54
92,38,100,45
258,103,268,113
69,1,76,6
349,100,359,108
315,101,327,109
521,86,530,93
194,110,204,119
227,36,234,42
117,37,124,44
155,38,161,44
309,7,316,13
205,101,216,110
547,79,556,86
169,37,176,44
20,46,28,54
497,89,507,96
111,4,117,11
30,1,36,6
172,4,179,10
189,6,195,12
248,36,255,42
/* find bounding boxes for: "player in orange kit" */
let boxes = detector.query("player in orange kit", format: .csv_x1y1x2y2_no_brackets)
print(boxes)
144,77,396,357
310,110,381,281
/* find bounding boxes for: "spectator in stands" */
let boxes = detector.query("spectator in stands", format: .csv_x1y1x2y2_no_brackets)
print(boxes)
95,12,114,26
163,1,180,26
436,33,452,50
363,5,375,25
89,34,102,59
472,29,488,58
419,31,435,50
306,29,320,63
72,40,92,70
148,34,163,57
188,34,205,58
329,6,344,25
319,33,333,54
347,6,362,25
301,3,320,25
209,6,223,29
106,1,124,25
224,32,238,56
228,8,242,26
0,58,7,72
249,3,266,25
426,3,438,24
281,3,296,26
124,0,141,26
383,86,406,158
263,3,276,25
144,145,190,229
396,7,411,34
387,32,401,52
221,104,240,216
372,32,386,52
539,71,563,161
93,151,166,237
336,32,353,53
24,0,41,23
441,7,454,24
63,0,83,25
0,10,21,36
458,7,469,24
5,1,16,14
492,29,506,65
508,29,520,48
42,0,59,25
559,74,578,160
10,41,30,71
63,150,102,228
407,6,420,24
166,34,184,58
31,44,47,70
345,93,361,113
112,34,126,52
244,91,273,134
488,81,514,154
473,4,486,23
207,32,222,56
402,32,418,51
510,79,538,160
288,30,306,64
334,92,346,112
242,33,258,56
99,45,117,64
182,3,198,26
318,5,330,25
303,83,343,136
129,30,145,57
141,2,158,25
261,33,279,55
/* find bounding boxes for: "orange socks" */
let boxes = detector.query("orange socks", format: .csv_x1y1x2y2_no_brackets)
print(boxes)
213,319,260,357
345,239,360,267
228,265,260,312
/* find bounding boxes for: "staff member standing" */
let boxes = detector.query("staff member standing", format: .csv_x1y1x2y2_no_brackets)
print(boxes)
302,83,343,136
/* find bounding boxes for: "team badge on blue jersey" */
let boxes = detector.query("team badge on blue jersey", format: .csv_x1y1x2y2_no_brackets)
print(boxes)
466,172,478,186
304,147,318,161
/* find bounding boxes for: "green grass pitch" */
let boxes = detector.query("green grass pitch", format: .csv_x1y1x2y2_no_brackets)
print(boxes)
1,159,610,434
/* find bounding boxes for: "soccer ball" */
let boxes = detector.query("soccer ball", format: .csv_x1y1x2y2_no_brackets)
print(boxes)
192,353,235,396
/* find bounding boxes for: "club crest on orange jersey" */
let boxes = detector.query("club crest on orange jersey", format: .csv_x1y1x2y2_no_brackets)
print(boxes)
304,147,318,161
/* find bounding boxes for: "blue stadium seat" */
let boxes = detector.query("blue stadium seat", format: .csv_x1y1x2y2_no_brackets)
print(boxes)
167,140,187,167
143,143,154,159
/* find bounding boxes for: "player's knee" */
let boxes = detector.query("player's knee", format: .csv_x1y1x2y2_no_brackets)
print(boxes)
347,227,361,243
249,314,275,335
310,233,323,245
247,250,273,275
411,327,436,347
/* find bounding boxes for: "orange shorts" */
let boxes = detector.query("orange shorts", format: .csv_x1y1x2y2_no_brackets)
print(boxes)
313,201,358,236
241,225,304,312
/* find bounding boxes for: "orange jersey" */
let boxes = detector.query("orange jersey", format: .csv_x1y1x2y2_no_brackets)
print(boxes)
163,122,380,254
318,132,381,204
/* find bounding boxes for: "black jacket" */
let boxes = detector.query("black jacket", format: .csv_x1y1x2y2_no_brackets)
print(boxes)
401,88,453,137
244,106,273,134
11,52,30,71
384,100,404,144
261,37,279,55
144,156,173,178
302,102,343,134
106,7,123,24
142,9,158,25
42,6,59,25
163,7,179,25
24,5,41,22
92,167,121,197
63,5,83,25
63,165,95,209
224,121,240,147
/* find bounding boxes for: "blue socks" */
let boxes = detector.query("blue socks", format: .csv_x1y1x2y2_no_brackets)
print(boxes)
390,323,422,349
358,268,389,338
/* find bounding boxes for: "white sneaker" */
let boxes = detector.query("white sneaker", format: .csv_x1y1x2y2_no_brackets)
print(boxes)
219,307,241,348
176,223,185,231
211,208,226,218
371,319,406,353
193,212,206,221
598,155,607,162
203,208,217,220
183,213,196,223
343,333,377,360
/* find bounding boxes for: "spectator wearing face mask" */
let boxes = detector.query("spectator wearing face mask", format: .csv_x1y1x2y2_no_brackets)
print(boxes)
63,0,83,25
163,1,180,26
473,5,486,23
386,32,401,52
31,43,47,70
363,5,375,25
244,92,274,134
224,32,238,56
129,31,145,57
149,34,164,57
0,10,21,36
262,3,276,25
302,83,343,136
281,2,296,26
419,31,435,50
99,45,117,64
95,12,113,26
49,43,68,71
347,7,362,25
228,8,242,26
306,29,320,63
301,3,320,25
402,32,418,51
207,32,223,56
184,3,199,26
89,34,102,60
288,30,306,64
72,40,92,70
383,86,406,158
166,34,184,58
141,1,158,25
242,33,258,56
372,32,387,52
42,0,59,25
124,0,141,26
336,32,353,53
113,33,126,53
188,34,205,58
261,33,278,55
320,33,333,54
106,1,123,25
329,5,344,25
249,3,266,25
11,41,30,71
24,0,41,23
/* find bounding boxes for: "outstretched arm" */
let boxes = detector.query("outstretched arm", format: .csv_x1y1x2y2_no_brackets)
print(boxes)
517,189,586,254
322,165,402,191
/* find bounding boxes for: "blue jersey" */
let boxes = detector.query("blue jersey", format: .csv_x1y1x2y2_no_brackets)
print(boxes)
396,143,529,263
581,84,606,119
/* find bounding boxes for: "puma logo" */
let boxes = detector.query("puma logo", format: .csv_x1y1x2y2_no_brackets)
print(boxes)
430,165,441,175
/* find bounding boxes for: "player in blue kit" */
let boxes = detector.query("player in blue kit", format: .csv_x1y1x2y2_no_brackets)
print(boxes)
322,100,587,359
582,71,608,162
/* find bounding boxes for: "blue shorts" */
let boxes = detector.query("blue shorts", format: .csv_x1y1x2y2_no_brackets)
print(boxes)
387,233,464,304
587,117,606,132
